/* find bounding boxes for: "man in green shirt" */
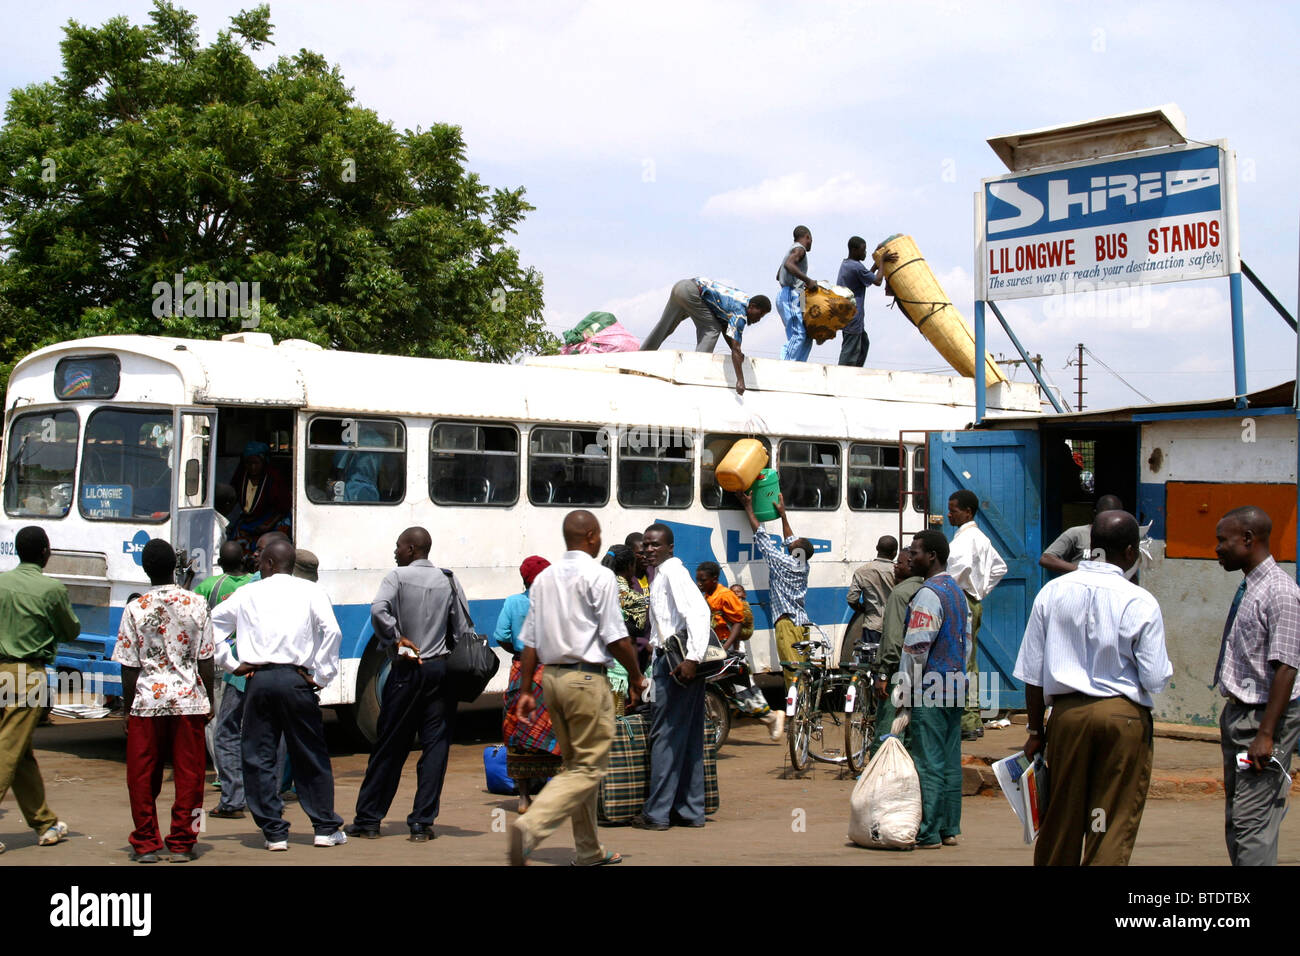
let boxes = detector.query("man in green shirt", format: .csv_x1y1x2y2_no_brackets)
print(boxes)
194,540,255,818
0,526,79,853
869,549,924,757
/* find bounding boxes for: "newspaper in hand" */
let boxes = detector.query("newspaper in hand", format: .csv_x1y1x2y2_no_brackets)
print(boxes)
992,750,1049,844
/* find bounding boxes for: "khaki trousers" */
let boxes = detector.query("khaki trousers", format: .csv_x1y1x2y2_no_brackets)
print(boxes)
961,597,983,733
513,667,614,864
775,618,809,691
1035,693,1152,866
0,662,57,833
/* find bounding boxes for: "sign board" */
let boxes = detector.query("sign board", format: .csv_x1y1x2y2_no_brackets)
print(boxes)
977,141,1237,301
81,483,133,519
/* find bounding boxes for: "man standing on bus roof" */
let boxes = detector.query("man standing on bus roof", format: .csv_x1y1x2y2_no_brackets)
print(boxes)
639,278,771,396
0,527,77,854
347,527,466,843
210,538,345,851
776,225,819,363
740,491,813,691
945,490,1007,739
836,237,898,367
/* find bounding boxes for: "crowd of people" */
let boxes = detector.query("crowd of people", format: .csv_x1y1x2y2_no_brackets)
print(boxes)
640,228,901,394
0,487,1296,866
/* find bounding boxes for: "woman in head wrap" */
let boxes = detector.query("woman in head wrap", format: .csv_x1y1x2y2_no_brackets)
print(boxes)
495,556,562,813
227,441,292,551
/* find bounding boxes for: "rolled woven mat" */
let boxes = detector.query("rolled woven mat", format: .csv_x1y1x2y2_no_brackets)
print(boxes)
873,234,1007,388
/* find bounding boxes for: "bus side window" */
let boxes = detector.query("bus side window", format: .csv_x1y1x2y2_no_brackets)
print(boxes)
528,426,608,507
305,417,406,505
848,442,901,511
429,422,520,506
778,440,841,511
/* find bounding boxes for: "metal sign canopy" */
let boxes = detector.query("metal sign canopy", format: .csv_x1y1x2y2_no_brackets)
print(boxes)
986,104,1189,172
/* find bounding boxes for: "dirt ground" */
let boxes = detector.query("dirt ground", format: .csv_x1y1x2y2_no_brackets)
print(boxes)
3,708,1296,867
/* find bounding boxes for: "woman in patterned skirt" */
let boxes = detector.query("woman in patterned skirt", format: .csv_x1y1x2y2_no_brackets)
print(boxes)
495,556,562,813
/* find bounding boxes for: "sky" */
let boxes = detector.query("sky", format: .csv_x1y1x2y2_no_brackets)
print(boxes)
2,0,1298,411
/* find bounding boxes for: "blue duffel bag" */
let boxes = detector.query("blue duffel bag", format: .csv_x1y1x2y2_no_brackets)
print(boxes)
484,744,517,795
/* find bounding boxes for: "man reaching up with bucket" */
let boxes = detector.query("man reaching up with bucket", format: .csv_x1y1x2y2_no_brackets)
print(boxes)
741,491,813,691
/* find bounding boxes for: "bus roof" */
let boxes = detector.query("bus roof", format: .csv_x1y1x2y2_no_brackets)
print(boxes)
8,334,1042,434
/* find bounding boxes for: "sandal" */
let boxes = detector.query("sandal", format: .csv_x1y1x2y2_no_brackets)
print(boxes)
572,851,623,866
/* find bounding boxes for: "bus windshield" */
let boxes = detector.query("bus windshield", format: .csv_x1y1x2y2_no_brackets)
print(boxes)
79,408,174,521
4,410,79,518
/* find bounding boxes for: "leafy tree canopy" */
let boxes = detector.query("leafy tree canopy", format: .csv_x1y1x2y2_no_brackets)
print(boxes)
0,1,552,395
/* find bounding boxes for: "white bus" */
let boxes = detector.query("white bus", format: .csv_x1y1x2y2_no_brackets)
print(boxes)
1,332,1040,740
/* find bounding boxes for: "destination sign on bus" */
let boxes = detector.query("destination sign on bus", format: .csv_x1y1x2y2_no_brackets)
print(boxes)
81,483,133,519
978,142,1234,301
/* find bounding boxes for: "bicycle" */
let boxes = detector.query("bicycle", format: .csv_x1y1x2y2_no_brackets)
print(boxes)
781,625,877,773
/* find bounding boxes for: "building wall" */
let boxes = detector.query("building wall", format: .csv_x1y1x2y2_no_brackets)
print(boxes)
1138,414,1299,725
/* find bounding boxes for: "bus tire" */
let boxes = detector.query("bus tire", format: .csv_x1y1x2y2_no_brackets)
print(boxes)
341,641,389,750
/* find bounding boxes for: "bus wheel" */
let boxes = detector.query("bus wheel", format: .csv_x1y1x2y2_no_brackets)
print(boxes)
340,642,389,750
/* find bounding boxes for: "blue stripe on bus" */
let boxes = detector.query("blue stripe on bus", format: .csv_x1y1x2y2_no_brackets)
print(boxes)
60,587,852,684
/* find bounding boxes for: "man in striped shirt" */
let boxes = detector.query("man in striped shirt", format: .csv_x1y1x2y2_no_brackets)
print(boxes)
1213,505,1300,866
741,491,811,691
1014,510,1171,865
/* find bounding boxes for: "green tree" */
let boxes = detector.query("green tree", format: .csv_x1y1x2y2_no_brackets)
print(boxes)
0,1,553,396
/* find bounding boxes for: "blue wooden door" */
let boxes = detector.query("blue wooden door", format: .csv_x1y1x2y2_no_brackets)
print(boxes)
927,430,1042,710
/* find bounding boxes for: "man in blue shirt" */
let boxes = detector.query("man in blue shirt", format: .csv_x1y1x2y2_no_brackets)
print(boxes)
640,278,771,395
836,236,898,367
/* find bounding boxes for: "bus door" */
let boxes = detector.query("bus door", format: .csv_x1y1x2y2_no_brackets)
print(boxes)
926,428,1042,710
172,408,217,582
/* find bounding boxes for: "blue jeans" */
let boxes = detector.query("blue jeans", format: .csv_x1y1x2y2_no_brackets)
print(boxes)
213,683,289,811
777,286,811,362
644,654,706,826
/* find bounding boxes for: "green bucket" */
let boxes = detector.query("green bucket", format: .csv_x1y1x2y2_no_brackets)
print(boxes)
750,468,781,522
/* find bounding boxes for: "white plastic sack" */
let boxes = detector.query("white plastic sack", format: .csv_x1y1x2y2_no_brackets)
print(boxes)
848,712,922,849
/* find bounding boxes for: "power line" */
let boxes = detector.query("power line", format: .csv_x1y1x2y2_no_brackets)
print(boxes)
1082,345,1156,404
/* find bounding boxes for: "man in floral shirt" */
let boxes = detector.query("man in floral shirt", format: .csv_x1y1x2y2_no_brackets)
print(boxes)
112,539,215,863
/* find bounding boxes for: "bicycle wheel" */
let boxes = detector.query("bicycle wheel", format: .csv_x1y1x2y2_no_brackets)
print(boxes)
787,672,813,771
844,675,875,774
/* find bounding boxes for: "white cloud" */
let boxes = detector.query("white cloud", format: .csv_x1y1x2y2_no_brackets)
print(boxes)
701,172,890,220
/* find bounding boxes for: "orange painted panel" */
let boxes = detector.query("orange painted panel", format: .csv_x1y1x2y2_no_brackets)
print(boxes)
1165,482,1297,561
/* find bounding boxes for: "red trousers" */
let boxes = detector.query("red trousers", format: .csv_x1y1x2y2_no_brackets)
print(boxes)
126,714,207,854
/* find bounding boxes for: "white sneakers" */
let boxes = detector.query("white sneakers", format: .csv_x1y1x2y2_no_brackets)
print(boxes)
38,821,69,846
761,711,785,741
265,830,347,850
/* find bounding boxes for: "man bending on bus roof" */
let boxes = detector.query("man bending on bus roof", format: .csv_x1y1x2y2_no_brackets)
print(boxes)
639,278,771,396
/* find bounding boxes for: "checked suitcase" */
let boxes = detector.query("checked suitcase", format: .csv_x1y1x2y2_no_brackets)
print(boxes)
597,712,720,823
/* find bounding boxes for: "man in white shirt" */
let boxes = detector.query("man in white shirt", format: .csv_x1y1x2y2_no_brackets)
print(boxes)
1014,510,1172,866
634,522,712,830
508,511,645,866
945,490,1008,738
210,539,345,851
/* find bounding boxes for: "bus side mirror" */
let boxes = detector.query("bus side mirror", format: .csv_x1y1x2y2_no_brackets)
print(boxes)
185,459,201,498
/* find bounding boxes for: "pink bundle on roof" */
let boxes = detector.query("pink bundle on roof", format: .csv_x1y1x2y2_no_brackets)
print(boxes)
560,321,641,354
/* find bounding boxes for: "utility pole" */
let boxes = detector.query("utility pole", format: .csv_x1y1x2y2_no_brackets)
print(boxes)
1076,342,1086,411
